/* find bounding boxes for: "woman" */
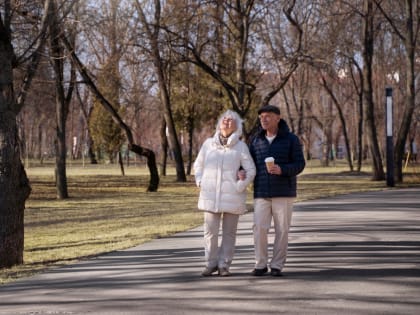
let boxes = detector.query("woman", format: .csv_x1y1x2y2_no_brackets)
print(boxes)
194,110,256,277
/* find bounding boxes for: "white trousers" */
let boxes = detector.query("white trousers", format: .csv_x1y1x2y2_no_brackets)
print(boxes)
203,211,240,269
253,197,295,270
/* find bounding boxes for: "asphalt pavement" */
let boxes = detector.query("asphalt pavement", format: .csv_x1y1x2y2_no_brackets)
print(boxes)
0,188,419,315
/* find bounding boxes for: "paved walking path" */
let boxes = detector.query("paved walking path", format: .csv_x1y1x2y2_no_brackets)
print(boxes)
1,188,420,315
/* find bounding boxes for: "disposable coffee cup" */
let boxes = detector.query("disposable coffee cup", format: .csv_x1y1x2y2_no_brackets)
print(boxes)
264,157,274,171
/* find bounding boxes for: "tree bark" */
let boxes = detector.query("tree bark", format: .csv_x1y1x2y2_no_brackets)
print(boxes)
0,0,52,267
186,113,194,176
0,20,31,268
159,117,167,176
373,0,418,182
362,0,385,180
75,86,97,164
118,151,125,176
49,0,69,199
348,59,364,172
393,0,415,183
0,110,31,268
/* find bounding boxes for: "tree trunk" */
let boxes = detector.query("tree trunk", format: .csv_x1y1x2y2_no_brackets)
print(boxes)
357,90,364,172
321,76,354,171
87,136,98,164
321,130,332,167
118,151,125,176
77,91,98,164
55,136,68,199
186,114,194,176
158,79,186,181
130,144,159,191
362,0,385,180
54,76,69,198
0,33,31,268
0,115,31,268
348,59,364,172
393,0,416,183
135,0,186,182
160,118,167,176
50,0,69,199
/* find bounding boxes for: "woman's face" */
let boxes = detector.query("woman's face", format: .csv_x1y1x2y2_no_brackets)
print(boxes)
220,116,237,136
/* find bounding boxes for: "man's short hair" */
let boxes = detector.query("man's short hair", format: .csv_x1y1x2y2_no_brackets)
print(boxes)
258,105,280,115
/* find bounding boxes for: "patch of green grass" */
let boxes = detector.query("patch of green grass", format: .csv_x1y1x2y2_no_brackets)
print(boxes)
1,160,419,284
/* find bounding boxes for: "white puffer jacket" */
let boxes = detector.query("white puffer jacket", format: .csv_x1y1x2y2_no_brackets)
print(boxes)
194,131,256,214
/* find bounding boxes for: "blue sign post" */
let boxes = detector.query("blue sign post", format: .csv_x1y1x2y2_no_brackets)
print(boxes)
385,87,394,187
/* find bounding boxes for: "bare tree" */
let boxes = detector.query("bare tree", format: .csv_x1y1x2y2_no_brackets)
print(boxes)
165,0,303,136
88,1,126,167
280,65,313,160
60,34,160,191
361,0,385,180
374,0,419,182
75,85,97,164
347,59,364,172
320,73,354,170
48,0,77,199
135,0,186,182
0,0,52,267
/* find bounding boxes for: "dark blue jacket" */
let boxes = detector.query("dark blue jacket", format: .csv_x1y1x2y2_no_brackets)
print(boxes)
249,119,305,198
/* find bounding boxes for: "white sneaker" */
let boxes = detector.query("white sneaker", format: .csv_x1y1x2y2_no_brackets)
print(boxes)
201,266,218,276
218,267,231,277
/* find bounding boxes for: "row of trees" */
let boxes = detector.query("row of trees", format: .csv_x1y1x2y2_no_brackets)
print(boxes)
1,0,419,267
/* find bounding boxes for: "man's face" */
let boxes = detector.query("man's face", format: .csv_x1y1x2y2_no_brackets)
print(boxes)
259,112,281,131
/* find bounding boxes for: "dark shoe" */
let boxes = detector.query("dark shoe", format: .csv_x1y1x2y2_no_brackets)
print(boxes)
218,267,231,277
251,267,268,276
201,266,218,277
270,268,283,277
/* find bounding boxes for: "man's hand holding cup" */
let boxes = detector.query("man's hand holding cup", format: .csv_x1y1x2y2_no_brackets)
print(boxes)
265,157,281,175
265,157,275,172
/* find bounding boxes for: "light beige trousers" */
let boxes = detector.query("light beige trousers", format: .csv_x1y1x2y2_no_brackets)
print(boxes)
253,197,295,270
203,211,240,269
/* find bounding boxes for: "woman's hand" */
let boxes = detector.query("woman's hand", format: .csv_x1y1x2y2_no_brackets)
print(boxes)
237,170,246,180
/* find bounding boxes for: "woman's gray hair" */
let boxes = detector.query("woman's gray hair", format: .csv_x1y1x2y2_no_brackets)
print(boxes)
216,109,244,136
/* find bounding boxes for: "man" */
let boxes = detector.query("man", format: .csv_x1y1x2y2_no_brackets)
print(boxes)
249,104,305,276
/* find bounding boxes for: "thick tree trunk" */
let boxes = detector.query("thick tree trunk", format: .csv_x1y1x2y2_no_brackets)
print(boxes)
50,0,70,199
394,1,416,183
362,0,385,180
0,37,31,268
54,84,69,199
55,136,68,199
0,114,31,268
0,0,52,267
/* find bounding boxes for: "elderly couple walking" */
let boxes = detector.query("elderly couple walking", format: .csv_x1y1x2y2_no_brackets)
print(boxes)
193,105,305,277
